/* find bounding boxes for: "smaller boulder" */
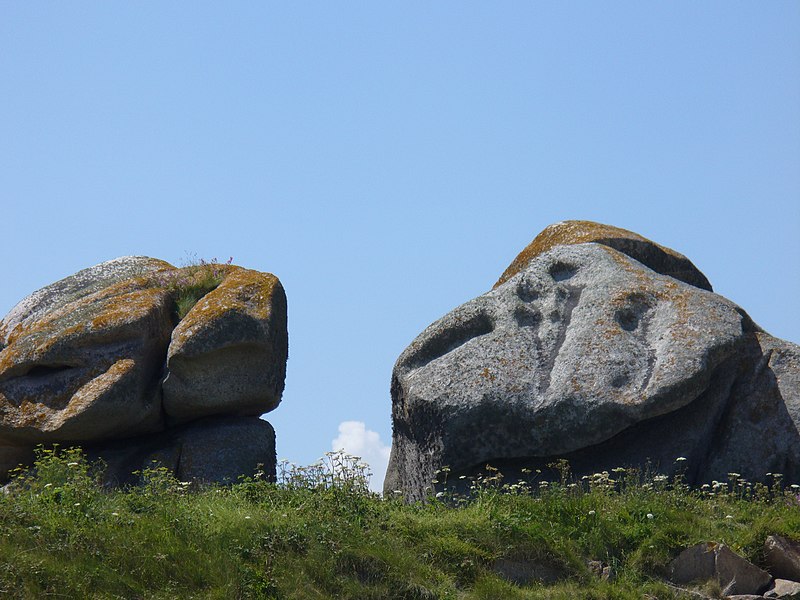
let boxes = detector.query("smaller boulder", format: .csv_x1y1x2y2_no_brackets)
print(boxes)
766,536,800,584
162,267,288,423
669,542,771,596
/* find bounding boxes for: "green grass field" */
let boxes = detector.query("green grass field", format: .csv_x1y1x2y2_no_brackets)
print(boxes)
1,448,798,599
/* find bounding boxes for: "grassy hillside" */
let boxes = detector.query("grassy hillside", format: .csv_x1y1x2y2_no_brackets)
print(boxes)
1,448,798,599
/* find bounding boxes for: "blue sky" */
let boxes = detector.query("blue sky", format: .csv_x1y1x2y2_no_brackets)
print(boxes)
1,3,798,491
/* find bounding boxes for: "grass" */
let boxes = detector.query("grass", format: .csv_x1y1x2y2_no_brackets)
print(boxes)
145,257,232,320
1,448,799,599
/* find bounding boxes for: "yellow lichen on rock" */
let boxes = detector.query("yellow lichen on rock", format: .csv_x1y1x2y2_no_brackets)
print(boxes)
495,220,708,290
169,266,282,353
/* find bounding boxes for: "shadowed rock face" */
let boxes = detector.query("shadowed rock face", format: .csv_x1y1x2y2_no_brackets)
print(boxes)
385,223,799,500
0,257,287,483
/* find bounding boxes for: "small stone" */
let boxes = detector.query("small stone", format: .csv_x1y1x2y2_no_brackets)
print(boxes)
764,578,800,599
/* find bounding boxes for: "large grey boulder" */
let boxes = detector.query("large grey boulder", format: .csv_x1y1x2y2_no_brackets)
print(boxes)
385,222,800,499
0,257,287,484
765,536,800,583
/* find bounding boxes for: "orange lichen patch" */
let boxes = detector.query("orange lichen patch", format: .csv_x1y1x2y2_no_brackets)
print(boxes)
495,220,688,288
88,288,170,331
0,347,25,378
59,359,134,422
479,367,497,382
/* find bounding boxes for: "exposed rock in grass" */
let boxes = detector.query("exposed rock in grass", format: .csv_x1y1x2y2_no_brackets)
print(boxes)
669,542,771,596
765,536,800,585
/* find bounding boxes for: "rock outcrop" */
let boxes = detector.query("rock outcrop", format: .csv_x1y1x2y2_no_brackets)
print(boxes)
669,542,772,596
385,221,800,500
0,257,287,484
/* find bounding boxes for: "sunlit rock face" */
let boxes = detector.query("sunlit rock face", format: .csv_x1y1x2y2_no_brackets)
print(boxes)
385,221,800,500
163,267,287,424
0,257,287,484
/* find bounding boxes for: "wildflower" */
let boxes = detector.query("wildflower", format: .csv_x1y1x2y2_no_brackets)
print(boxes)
646,513,654,519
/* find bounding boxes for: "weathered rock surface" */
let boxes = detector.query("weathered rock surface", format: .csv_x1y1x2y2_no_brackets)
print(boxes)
0,257,287,483
669,542,771,596
163,266,288,423
766,536,800,583
385,221,800,499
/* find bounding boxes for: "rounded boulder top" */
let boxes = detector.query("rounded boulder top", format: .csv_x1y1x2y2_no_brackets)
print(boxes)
495,220,712,291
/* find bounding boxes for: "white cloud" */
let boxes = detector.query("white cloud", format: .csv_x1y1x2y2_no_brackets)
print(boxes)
332,421,391,493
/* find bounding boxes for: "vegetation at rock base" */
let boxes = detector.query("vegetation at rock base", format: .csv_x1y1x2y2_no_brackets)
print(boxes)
1,449,799,599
